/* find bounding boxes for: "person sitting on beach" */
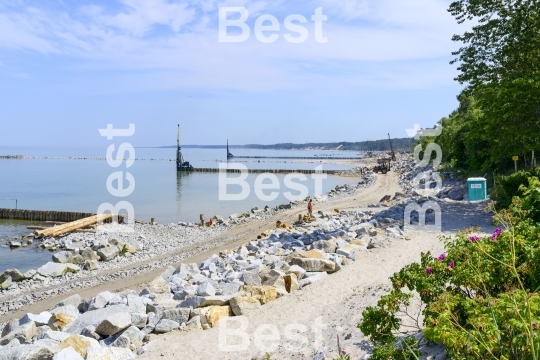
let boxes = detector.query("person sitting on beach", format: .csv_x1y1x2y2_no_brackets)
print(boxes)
308,199,313,218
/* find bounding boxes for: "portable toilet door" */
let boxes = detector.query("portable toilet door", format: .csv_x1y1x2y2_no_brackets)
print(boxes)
467,177,487,201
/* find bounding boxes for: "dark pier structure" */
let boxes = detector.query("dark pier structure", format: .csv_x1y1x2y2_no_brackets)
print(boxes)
176,125,194,171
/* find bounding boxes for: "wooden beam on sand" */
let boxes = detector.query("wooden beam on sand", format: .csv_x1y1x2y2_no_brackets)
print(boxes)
34,213,113,238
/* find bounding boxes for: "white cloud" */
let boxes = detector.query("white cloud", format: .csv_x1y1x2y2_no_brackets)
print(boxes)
0,0,462,92
99,0,196,36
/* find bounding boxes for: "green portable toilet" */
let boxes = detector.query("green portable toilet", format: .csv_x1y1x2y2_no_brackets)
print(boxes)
467,177,487,201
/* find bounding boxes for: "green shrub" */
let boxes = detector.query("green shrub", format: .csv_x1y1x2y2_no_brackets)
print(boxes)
359,177,540,359
492,169,540,209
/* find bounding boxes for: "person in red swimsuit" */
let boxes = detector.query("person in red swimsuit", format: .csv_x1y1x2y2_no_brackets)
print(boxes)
307,199,313,217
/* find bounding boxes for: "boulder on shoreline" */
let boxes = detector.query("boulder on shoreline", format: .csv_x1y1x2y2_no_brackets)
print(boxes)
37,263,80,278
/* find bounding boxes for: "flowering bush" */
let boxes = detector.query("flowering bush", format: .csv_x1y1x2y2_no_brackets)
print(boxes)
359,177,540,359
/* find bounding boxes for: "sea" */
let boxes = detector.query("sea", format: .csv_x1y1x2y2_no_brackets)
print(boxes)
0,146,358,272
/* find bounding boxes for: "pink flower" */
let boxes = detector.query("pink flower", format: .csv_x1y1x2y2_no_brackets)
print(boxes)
469,235,480,242
448,261,455,269
437,253,447,261
490,228,502,240
426,267,433,275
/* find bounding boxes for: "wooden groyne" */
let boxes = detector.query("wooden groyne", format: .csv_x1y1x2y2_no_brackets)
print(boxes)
0,208,147,224
229,156,362,160
0,209,96,222
192,168,345,174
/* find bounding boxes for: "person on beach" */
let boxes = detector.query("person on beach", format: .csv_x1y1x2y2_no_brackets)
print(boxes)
308,199,313,218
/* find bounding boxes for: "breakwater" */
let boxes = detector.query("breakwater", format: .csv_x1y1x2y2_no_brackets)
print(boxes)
0,209,96,222
229,155,362,160
191,168,344,174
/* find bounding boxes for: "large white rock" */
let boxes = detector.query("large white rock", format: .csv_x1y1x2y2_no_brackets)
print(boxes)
240,271,262,286
37,330,71,342
85,345,135,360
291,258,335,272
143,276,170,294
0,321,36,345
97,245,119,261
52,251,74,264
88,291,115,311
37,262,80,277
53,346,84,360
229,296,261,316
2,268,26,282
299,272,328,287
312,239,337,253
49,305,80,331
154,319,179,334
173,263,200,277
95,312,132,336
59,334,100,358
65,305,129,335
0,339,60,360
130,313,148,329
287,265,306,280
196,282,216,297
178,295,234,309
126,294,146,314
107,326,145,349
160,308,190,324
19,311,53,327
53,294,82,309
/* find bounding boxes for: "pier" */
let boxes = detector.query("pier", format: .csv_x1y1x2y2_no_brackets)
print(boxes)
190,168,346,174
228,155,362,160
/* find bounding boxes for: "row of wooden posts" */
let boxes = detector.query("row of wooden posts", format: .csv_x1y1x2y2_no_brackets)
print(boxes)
0,208,97,222
192,168,340,174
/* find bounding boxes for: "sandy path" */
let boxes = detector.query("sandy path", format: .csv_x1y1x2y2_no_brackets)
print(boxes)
0,172,401,324
139,200,494,360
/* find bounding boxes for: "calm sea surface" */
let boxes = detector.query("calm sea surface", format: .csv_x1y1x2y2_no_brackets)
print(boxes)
0,147,358,272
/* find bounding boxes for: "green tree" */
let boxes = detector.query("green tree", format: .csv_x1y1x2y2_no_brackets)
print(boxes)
450,0,540,170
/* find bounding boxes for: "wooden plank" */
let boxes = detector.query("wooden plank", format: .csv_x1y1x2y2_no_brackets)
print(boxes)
35,213,113,238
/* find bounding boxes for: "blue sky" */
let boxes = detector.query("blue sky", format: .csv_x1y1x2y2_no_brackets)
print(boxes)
0,0,464,147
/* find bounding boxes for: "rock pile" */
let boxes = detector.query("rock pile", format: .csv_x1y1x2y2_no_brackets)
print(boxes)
398,159,470,201
0,237,144,292
0,224,232,316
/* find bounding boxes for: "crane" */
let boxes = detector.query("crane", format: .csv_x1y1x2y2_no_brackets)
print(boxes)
387,133,396,161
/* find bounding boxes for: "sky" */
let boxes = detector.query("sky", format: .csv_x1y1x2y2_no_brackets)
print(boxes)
0,0,466,147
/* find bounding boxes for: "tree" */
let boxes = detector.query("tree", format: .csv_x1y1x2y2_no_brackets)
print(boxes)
449,0,540,171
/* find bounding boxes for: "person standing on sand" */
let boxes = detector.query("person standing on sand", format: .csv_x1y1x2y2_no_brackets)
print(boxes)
308,199,313,217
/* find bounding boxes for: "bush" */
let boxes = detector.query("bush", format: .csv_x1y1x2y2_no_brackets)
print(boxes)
491,169,540,209
359,177,540,359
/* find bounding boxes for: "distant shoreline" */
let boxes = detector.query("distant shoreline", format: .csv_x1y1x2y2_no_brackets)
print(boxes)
147,136,413,152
